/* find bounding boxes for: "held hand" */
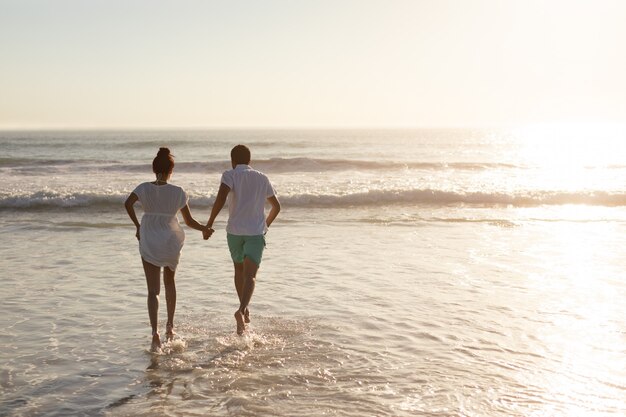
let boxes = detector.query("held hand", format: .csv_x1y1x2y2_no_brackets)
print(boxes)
202,226,214,240
135,228,140,241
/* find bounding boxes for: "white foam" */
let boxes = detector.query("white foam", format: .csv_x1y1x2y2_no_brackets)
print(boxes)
2,188,625,210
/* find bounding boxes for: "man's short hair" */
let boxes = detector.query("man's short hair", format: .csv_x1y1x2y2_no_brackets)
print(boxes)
231,144,251,165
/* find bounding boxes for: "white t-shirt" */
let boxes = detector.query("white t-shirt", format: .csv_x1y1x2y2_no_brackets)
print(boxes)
221,164,276,236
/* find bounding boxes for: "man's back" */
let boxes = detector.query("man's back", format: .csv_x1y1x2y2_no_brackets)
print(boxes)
221,164,275,236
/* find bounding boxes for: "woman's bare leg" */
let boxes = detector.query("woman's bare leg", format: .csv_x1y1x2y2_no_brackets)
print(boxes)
142,258,161,350
163,267,176,339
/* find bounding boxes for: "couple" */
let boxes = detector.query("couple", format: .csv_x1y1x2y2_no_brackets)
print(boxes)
125,145,281,351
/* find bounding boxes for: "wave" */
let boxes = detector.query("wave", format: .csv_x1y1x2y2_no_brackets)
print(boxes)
0,157,97,168
2,189,625,210
6,157,626,174
160,158,521,173
279,189,626,207
1,157,521,173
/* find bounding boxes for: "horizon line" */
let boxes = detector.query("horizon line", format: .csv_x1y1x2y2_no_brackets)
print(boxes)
0,124,535,132
2,121,623,132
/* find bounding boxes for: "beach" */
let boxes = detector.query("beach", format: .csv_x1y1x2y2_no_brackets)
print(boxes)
2,129,626,416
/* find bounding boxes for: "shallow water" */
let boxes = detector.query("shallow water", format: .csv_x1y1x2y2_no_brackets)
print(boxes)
2,129,626,416
2,205,626,416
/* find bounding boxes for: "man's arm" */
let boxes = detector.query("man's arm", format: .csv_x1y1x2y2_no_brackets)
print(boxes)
206,183,231,229
265,195,281,229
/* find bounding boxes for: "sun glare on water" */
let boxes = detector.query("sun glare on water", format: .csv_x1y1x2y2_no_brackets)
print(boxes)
511,124,626,415
511,123,626,194
514,123,625,168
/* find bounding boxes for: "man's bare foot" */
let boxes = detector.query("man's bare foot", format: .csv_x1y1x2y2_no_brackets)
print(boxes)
244,308,250,324
166,323,175,341
234,310,246,335
151,332,162,352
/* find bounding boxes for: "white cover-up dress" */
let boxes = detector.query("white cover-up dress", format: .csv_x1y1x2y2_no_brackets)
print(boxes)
132,182,189,271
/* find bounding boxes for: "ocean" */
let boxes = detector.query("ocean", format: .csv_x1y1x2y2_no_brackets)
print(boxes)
1,128,625,416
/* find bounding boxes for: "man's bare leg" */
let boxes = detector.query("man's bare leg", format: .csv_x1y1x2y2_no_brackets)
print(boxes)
234,257,259,335
233,262,246,334
233,261,244,302
142,258,162,351
233,262,250,323
164,267,176,340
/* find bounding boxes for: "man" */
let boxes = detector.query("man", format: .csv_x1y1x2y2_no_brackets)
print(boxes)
205,145,281,335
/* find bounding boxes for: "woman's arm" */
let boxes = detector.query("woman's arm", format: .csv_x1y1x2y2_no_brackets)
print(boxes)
180,205,212,235
124,192,141,240
266,195,281,229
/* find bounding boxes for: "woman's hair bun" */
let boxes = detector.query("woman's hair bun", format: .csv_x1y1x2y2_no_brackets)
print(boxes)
153,147,175,175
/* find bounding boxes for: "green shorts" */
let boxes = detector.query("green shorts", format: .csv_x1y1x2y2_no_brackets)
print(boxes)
227,233,266,266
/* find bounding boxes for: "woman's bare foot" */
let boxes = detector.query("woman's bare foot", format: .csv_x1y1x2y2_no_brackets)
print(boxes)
234,310,246,335
166,323,175,341
151,332,162,352
244,308,250,324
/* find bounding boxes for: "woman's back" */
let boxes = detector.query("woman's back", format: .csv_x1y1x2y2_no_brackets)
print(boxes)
133,182,187,215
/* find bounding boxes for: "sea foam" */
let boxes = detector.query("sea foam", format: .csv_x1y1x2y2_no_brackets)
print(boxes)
2,189,625,210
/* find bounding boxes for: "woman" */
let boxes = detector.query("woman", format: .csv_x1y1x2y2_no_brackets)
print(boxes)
125,147,212,351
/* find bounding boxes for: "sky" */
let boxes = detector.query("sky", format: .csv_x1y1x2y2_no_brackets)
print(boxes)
1,0,625,129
